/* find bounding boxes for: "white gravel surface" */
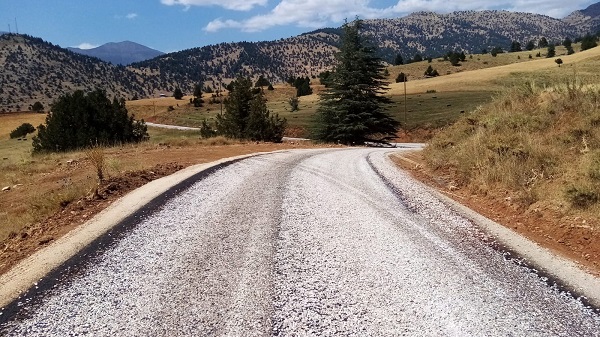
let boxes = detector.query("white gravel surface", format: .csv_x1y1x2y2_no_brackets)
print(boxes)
1,148,599,336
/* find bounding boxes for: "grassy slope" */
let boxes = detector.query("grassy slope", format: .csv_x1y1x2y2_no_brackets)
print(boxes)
422,46,600,228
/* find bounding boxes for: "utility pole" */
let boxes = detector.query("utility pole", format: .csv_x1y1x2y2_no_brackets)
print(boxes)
404,74,408,124
219,81,223,115
14,18,18,34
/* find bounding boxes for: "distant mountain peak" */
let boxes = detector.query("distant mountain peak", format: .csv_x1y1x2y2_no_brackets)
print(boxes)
67,41,164,65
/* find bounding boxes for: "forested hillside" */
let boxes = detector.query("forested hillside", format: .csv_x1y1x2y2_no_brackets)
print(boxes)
0,34,151,112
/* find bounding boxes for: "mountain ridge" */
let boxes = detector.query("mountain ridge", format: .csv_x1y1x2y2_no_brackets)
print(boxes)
0,34,153,112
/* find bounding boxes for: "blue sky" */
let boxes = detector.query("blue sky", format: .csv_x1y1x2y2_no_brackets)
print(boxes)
1,0,597,53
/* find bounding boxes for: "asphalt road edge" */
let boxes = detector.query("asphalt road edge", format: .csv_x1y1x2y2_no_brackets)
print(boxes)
396,155,600,309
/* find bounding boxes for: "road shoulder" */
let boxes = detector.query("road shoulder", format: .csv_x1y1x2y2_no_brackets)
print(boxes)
390,151,600,308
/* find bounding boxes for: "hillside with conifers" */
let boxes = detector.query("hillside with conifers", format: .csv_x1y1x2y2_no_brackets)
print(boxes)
2,4,600,111
0,34,156,113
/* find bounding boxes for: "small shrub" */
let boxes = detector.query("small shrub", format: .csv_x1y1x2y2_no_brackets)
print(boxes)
426,89,437,93
566,186,599,208
555,58,563,67
199,119,217,139
288,97,299,112
10,123,36,139
31,101,44,112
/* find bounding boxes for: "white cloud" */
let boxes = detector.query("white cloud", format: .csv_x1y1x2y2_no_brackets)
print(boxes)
202,0,594,33
74,43,98,50
204,0,385,32
126,13,139,19
160,0,268,11
504,0,593,18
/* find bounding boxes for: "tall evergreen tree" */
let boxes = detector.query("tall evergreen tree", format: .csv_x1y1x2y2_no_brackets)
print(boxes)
173,87,184,100
546,45,556,58
246,93,287,142
510,41,522,52
216,76,253,139
581,34,598,51
312,19,399,144
525,41,535,51
394,54,404,65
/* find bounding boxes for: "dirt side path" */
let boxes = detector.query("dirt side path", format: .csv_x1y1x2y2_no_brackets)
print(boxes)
390,151,600,277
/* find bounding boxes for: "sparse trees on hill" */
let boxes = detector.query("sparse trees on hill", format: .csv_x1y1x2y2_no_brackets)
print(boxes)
32,90,148,153
313,19,399,145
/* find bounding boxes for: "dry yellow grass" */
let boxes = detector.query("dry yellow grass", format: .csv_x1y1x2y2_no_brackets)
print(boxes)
424,79,600,213
387,45,600,95
0,113,46,141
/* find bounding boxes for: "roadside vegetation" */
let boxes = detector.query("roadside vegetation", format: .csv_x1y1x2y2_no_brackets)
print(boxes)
424,78,600,217
32,90,148,153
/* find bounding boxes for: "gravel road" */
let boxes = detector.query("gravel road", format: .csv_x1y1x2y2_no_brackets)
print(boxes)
1,148,599,336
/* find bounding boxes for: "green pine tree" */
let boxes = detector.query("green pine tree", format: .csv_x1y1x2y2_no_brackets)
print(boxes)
32,90,147,152
216,76,253,139
216,76,286,142
312,19,399,145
